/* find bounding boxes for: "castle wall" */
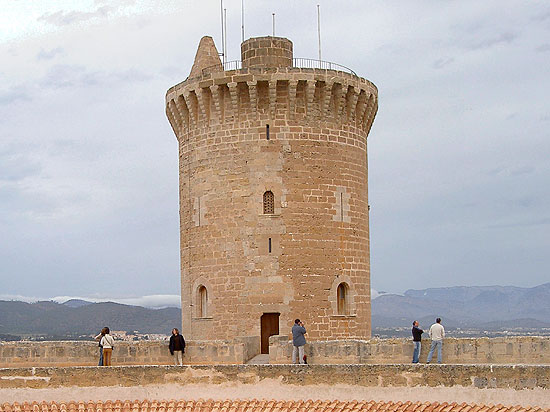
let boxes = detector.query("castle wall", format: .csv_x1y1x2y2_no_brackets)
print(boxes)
0,338,259,368
269,336,550,365
167,61,377,342
1,364,550,391
1,337,549,368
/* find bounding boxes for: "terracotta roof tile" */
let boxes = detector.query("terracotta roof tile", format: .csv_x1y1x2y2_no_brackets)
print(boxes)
2,401,549,412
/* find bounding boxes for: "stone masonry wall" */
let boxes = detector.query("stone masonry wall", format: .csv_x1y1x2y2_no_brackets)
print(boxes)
1,364,549,391
0,337,260,368
269,335,550,365
166,37,378,342
1,337,549,368
241,36,293,68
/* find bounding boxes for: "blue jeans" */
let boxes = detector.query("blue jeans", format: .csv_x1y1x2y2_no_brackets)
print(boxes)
98,347,104,366
427,340,442,363
412,341,421,363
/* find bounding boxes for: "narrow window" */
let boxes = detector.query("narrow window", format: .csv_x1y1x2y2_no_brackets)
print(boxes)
266,124,270,140
340,192,344,221
198,196,201,226
263,191,274,214
198,285,208,317
337,283,348,315
268,237,272,253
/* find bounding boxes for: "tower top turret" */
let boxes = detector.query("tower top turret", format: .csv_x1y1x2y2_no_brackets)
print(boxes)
241,36,293,68
189,36,222,78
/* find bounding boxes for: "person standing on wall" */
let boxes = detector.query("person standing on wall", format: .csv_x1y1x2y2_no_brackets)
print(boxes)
94,327,107,366
411,320,423,364
169,328,186,366
426,317,445,364
291,319,307,364
100,327,115,366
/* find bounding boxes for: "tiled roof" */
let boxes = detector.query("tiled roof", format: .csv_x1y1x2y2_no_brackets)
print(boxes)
1,400,548,412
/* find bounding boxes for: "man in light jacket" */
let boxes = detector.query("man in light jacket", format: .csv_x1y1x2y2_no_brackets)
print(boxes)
291,319,307,364
426,317,445,364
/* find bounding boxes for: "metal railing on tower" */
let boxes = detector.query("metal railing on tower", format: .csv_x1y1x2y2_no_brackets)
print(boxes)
202,58,357,77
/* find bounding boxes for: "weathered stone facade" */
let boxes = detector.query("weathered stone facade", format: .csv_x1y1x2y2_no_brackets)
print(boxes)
269,336,550,365
165,36,378,343
2,364,550,391
2,337,549,368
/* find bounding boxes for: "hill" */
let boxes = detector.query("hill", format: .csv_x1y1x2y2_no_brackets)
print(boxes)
372,282,550,331
2,283,550,340
0,300,181,337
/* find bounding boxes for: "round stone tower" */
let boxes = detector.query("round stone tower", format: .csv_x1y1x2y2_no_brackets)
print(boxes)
166,35,378,351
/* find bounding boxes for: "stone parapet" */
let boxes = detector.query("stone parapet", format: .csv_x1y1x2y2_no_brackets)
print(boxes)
269,335,550,365
1,364,550,391
2,337,549,368
0,337,260,368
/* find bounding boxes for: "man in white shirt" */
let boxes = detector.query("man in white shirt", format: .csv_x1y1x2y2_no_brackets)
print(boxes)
426,317,445,364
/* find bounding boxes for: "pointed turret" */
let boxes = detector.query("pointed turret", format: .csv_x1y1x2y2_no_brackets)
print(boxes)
189,36,222,78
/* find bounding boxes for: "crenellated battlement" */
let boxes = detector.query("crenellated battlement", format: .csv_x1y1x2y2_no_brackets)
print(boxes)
166,66,378,139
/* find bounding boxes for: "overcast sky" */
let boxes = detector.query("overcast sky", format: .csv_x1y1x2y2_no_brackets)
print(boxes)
1,1,549,307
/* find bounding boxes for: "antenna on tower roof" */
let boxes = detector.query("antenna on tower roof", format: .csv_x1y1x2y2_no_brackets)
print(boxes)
241,0,245,43
220,0,225,64
317,4,322,62
272,13,275,36
224,7,227,61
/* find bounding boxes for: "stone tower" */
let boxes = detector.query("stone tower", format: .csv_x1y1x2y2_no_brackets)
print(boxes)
166,36,378,351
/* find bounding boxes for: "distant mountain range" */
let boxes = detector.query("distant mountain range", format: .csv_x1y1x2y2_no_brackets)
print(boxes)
0,300,180,338
1,283,549,340
372,282,550,330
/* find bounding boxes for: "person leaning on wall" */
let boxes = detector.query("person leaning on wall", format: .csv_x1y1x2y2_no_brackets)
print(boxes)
169,328,186,366
94,327,107,366
99,327,115,366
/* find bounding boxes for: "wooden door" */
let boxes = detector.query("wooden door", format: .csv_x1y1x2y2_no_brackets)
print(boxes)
260,313,280,354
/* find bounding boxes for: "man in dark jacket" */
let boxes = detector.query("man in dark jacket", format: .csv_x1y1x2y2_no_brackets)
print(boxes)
169,328,186,366
291,319,307,364
411,320,423,363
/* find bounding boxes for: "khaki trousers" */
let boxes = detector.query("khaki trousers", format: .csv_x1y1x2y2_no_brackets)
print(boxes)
103,348,112,366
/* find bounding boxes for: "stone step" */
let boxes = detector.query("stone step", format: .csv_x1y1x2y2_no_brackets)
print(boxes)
246,354,270,364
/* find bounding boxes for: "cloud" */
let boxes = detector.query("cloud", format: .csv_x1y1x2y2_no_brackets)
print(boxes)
468,32,517,50
0,294,181,309
0,152,42,182
37,47,64,61
488,217,550,229
432,57,455,70
38,65,152,90
531,9,550,22
39,64,86,89
0,86,31,105
484,165,535,178
37,6,113,27
536,44,550,53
